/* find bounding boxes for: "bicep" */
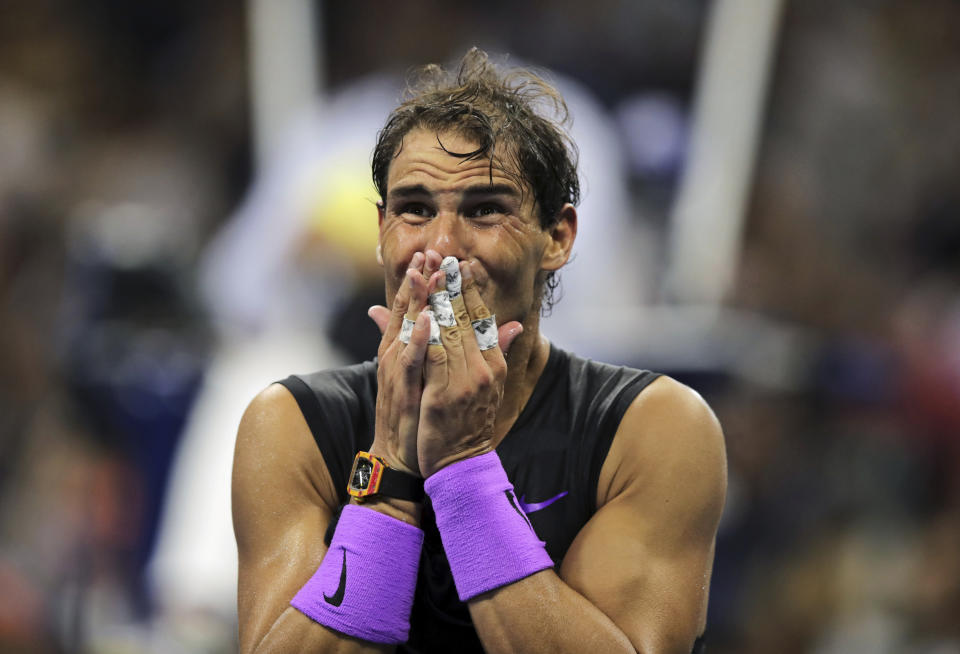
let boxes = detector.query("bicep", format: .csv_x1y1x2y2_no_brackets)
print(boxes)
559,493,718,654
232,384,341,652
559,378,726,654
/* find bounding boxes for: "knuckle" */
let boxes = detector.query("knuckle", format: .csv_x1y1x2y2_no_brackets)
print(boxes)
397,350,421,371
444,327,461,344
476,369,495,390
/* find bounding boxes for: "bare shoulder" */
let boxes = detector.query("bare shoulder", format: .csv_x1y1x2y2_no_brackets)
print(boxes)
561,376,726,651
599,375,727,534
233,384,345,650
232,383,339,552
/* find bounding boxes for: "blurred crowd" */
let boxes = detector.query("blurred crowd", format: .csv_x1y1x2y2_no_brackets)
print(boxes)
1,1,958,653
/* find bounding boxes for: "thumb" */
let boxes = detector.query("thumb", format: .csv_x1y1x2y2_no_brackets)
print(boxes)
367,305,391,335
497,321,523,355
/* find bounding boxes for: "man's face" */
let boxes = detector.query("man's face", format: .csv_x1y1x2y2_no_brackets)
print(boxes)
378,128,559,325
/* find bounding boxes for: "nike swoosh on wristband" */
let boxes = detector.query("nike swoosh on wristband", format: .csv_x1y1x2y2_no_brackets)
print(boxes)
323,548,347,607
505,490,535,531
519,491,569,514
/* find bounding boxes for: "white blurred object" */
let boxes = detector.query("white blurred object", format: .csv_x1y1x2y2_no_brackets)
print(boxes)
148,328,343,619
247,0,321,168
666,0,785,304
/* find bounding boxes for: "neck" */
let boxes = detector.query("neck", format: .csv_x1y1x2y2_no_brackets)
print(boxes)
493,310,551,442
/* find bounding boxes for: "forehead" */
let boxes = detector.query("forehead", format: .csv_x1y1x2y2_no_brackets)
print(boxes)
386,128,526,196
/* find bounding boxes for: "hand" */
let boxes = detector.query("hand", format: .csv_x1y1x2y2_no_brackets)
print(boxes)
366,252,434,476
416,251,523,477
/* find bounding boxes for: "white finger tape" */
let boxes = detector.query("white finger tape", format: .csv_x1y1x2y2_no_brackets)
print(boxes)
429,290,456,327
440,256,461,298
399,317,415,344
472,316,498,351
426,310,442,345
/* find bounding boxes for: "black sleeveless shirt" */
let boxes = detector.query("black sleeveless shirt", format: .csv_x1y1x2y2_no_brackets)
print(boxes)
279,345,705,653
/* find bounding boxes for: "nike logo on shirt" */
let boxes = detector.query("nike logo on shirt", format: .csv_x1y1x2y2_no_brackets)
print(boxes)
323,548,347,607
519,491,568,514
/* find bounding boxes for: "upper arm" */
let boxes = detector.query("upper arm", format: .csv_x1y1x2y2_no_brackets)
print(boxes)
559,376,727,654
232,383,340,652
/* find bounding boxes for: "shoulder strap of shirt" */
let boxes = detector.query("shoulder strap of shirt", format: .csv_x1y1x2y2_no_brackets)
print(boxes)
276,374,354,504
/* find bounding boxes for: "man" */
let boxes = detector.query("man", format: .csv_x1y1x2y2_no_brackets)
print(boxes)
232,49,726,653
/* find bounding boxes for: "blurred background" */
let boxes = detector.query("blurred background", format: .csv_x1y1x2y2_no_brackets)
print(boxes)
1,0,959,652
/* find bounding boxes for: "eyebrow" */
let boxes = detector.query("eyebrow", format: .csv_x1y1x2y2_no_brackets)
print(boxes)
387,183,522,202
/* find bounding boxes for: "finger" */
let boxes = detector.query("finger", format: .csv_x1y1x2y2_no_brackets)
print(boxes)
400,310,431,378
426,269,443,295
441,256,471,329
381,270,414,345
441,257,486,373
498,321,523,354
397,252,427,344
459,261,502,359
422,310,448,389
368,305,391,335
409,251,425,273
423,249,443,287
399,268,430,343
440,256,462,300
459,261,491,320
428,280,468,379
397,310,430,479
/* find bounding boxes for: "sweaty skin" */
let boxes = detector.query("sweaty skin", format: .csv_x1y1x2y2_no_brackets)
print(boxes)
232,128,726,654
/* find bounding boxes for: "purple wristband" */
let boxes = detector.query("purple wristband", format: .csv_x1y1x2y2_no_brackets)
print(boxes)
424,451,553,601
291,504,423,644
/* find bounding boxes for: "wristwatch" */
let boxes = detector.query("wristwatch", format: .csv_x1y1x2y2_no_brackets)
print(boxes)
348,451,425,502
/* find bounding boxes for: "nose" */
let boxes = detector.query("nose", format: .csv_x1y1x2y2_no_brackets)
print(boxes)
424,211,471,258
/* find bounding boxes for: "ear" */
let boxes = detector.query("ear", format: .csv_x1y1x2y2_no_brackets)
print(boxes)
376,201,385,266
540,203,577,272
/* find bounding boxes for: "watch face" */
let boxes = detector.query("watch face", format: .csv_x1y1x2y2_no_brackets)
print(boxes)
351,459,374,490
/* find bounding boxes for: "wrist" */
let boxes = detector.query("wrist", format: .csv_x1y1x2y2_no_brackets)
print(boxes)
292,504,423,644
424,451,553,601
368,442,420,477
350,495,422,526
421,443,494,478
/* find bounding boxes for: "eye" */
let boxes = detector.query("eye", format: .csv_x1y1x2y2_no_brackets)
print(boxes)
396,202,434,221
468,203,505,221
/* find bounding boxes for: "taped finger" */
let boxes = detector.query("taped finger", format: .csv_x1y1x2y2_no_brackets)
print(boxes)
429,290,456,328
399,317,416,344
427,310,442,345
472,316,499,351
441,256,462,299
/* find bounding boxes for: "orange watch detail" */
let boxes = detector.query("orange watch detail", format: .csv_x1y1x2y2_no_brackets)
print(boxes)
348,451,386,500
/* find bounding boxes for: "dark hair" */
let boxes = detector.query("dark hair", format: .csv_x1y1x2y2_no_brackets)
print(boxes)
372,48,580,314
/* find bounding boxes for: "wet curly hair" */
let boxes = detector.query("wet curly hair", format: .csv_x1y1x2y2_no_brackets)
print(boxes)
372,48,580,315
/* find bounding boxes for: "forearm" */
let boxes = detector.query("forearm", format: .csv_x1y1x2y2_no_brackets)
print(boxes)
242,501,422,654
248,607,395,654
468,569,635,654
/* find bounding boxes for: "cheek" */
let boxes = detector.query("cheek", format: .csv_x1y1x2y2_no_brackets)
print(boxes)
380,222,424,273
479,228,547,310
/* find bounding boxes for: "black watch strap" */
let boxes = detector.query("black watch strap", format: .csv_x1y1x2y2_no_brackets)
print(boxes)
377,467,425,503
349,451,425,502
